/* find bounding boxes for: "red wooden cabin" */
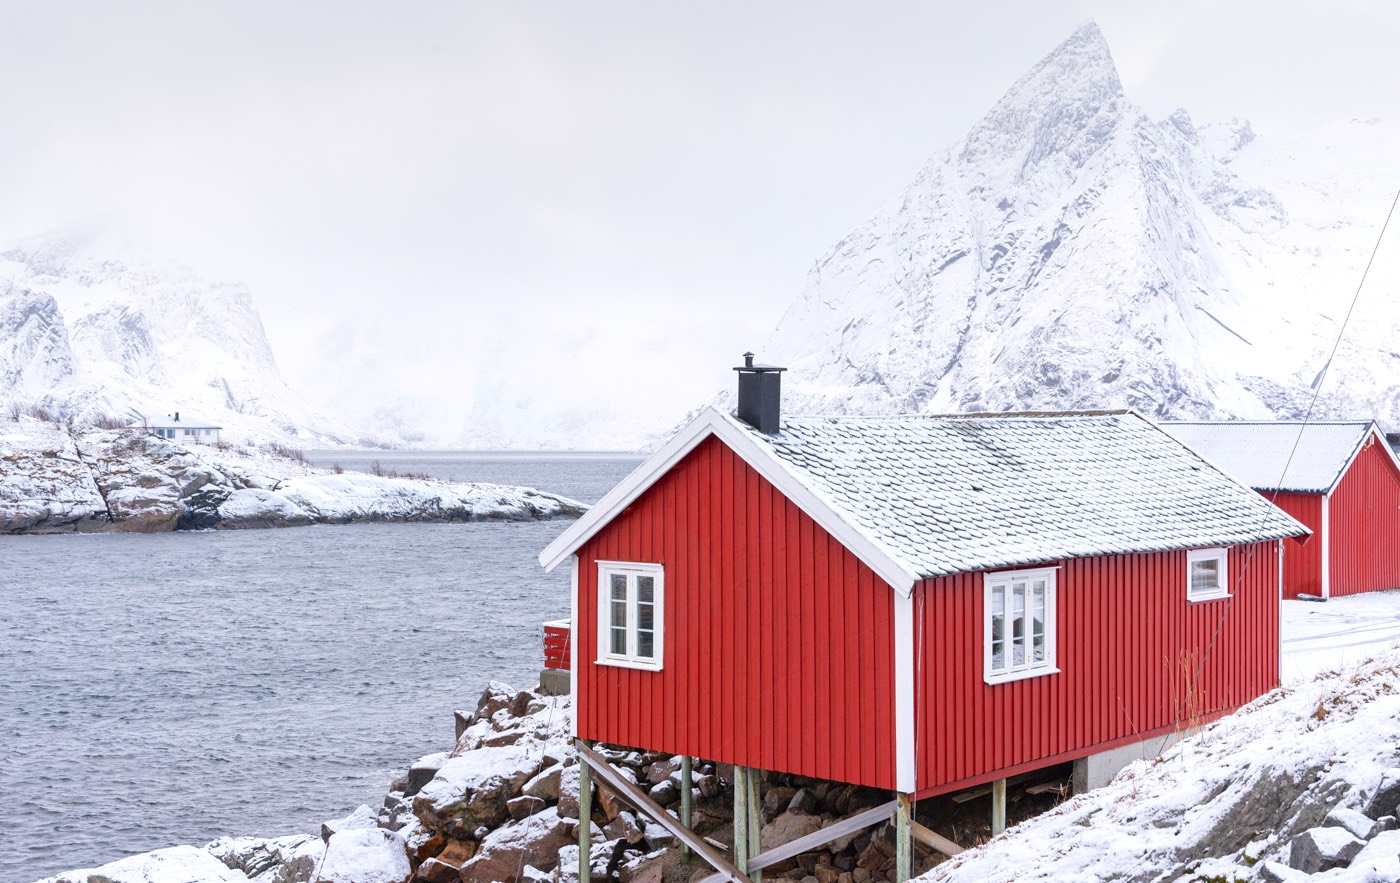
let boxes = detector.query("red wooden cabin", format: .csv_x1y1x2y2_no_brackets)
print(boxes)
1164,421,1400,600
541,371,1306,882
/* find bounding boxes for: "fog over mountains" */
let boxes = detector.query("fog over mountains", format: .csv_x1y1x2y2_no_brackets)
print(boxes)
4,23,1400,449
758,23,1400,429
0,227,358,445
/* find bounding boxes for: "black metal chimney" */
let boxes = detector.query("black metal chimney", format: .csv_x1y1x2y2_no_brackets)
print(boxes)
174,412,180,422
733,352,786,434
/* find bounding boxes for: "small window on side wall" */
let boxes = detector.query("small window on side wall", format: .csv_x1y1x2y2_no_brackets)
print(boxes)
596,562,664,671
984,567,1058,684
1187,547,1229,601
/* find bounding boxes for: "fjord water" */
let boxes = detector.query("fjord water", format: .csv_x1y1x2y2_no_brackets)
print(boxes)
0,453,641,883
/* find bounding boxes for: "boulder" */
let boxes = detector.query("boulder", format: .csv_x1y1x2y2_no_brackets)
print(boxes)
522,765,563,802
413,745,541,837
788,789,821,815
507,795,547,820
646,757,680,786
207,834,322,883
322,804,378,842
1366,769,1400,820
406,753,450,798
1287,826,1366,873
761,811,824,851
413,858,460,883
457,808,574,883
1324,807,1381,841
318,828,412,883
39,846,249,883
557,765,589,820
554,841,618,883
604,811,646,846
648,780,679,806
1257,861,1309,883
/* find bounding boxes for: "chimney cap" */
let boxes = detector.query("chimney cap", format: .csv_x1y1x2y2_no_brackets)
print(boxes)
734,351,786,373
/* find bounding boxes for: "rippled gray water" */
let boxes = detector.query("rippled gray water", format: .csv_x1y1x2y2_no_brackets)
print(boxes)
0,453,640,883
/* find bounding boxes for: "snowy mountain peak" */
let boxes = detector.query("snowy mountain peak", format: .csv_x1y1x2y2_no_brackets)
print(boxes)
958,21,1124,181
761,25,1400,430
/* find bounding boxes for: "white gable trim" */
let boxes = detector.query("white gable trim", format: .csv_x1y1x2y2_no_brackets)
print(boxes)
538,407,922,597
893,590,916,792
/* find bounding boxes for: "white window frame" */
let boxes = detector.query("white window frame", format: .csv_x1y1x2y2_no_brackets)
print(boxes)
1187,547,1229,601
596,561,664,671
983,566,1058,685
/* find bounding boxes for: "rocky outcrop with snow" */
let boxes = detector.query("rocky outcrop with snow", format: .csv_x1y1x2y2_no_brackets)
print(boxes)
0,226,362,445
0,417,585,533
758,23,1400,428
918,647,1400,883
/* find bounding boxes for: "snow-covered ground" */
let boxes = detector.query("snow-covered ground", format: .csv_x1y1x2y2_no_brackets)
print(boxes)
921,590,1400,883
1283,589,1400,683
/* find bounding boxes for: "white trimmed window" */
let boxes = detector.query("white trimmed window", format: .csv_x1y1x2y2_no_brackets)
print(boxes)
596,562,663,671
1187,547,1229,601
984,567,1057,684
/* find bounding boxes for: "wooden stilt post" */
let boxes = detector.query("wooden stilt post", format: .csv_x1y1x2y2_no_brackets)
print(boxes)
895,793,912,883
991,778,1007,837
733,765,750,873
680,755,694,864
578,740,594,883
746,768,763,883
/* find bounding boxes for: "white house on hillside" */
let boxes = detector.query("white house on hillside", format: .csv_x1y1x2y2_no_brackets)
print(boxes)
142,412,222,445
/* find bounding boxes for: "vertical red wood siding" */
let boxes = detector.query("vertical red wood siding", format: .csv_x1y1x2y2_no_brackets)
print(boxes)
1329,436,1400,596
914,543,1280,795
1268,493,1323,600
575,435,898,789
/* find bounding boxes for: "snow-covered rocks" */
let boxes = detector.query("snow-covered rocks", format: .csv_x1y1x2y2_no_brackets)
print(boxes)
0,418,586,534
915,650,1400,882
318,828,411,883
35,845,250,883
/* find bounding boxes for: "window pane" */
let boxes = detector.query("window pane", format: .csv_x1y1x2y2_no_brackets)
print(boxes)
637,602,653,631
611,600,627,629
611,574,627,600
611,626,627,655
637,630,654,659
1032,580,1046,664
1191,559,1220,593
1012,582,1026,667
990,584,1005,672
637,576,654,604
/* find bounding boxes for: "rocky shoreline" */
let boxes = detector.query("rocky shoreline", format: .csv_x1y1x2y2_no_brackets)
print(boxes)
36,680,940,883
0,418,585,533
35,650,1400,883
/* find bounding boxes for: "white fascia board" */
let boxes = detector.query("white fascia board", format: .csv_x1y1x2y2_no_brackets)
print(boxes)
893,590,916,792
538,407,922,597
1319,423,1377,494
539,408,727,572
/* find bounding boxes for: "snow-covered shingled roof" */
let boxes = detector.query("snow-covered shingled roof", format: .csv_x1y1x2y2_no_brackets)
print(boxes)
540,407,1308,591
745,410,1306,579
1160,421,1381,494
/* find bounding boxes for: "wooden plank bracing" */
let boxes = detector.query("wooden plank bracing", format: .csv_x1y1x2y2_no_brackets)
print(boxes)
576,740,750,883
748,800,897,873
909,821,964,857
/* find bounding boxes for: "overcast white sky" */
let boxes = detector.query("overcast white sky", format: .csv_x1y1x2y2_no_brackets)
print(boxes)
3,1,1398,445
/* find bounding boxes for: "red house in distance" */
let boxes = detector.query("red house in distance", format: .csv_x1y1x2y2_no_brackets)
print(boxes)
540,361,1308,883
1163,421,1400,600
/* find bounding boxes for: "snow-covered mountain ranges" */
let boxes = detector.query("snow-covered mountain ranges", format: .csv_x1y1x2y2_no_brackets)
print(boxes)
0,226,361,445
757,23,1400,429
